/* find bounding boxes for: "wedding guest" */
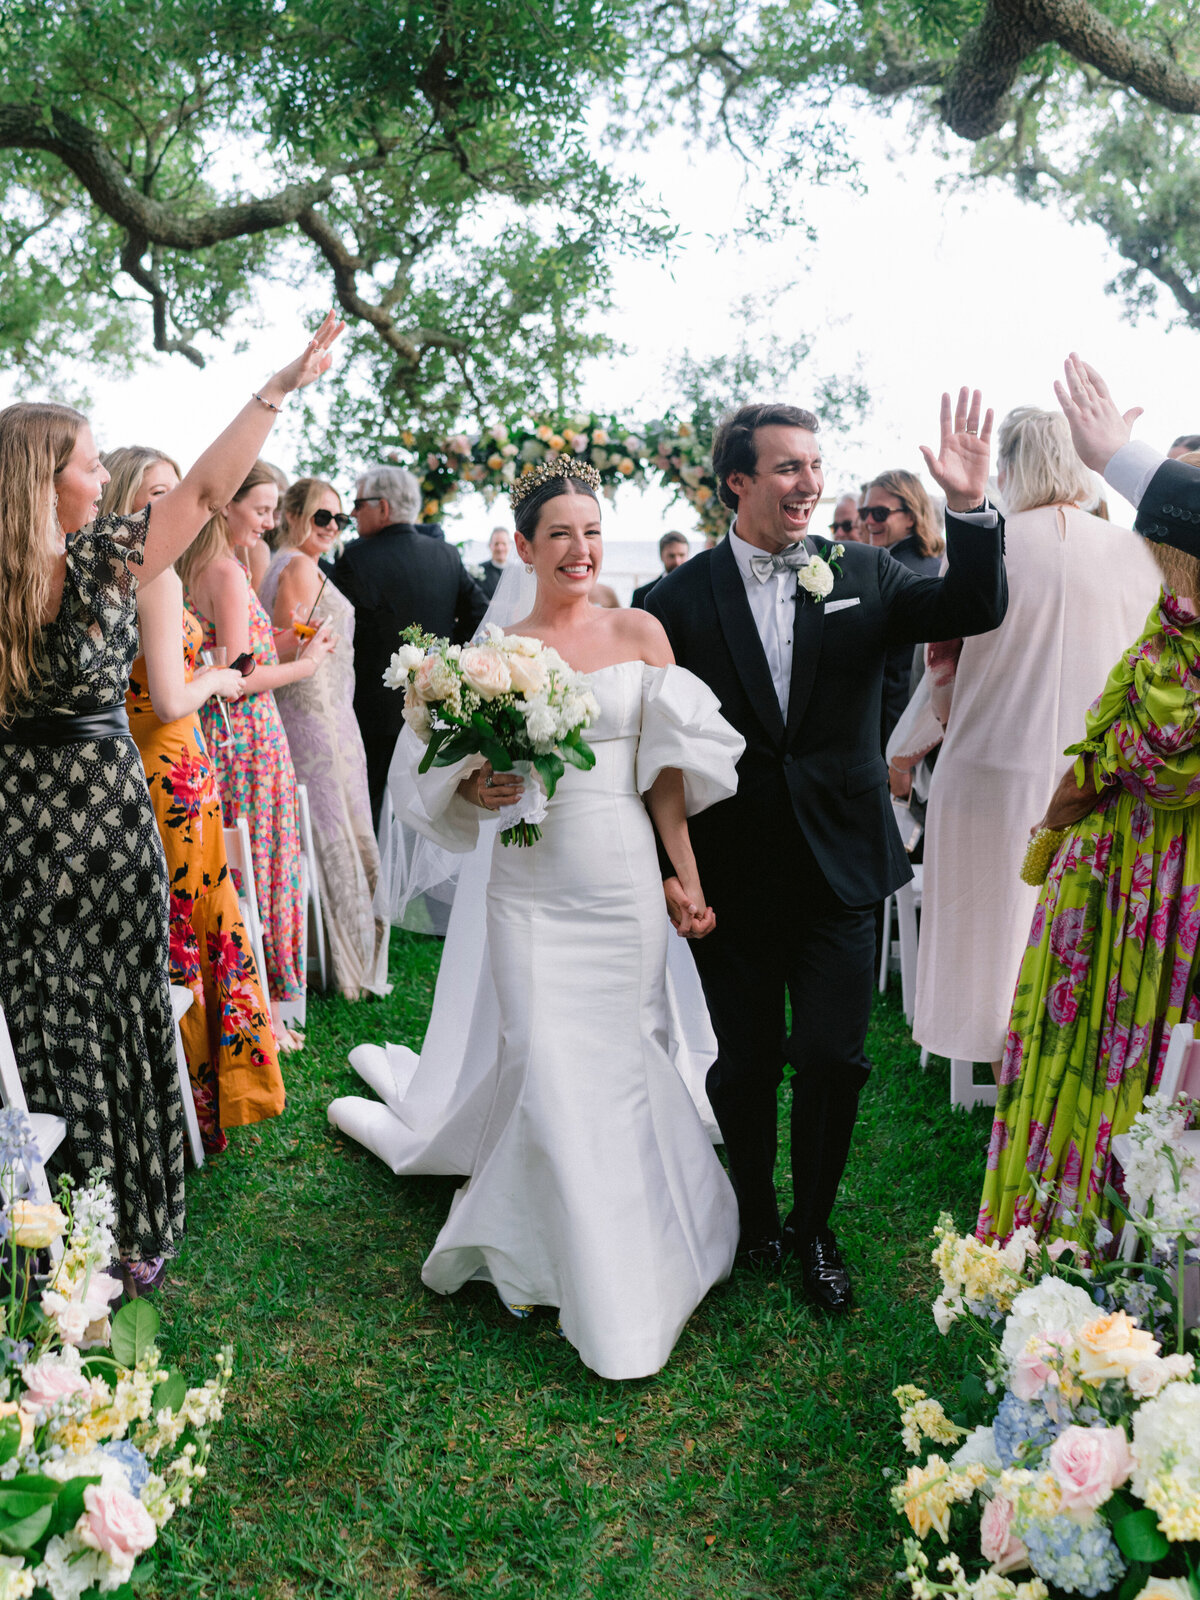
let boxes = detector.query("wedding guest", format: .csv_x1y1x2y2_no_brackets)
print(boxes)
861,469,945,750
0,312,340,1284
631,532,690,609
102,446,286,1155
242,459,287,595
1168,435,1200,459
478,527,510,599
647,390,1007,1307
330,465,487,827
913,405,1161,1085
260,477,390,1001
592,582,621,608
830,492,865,543
179,461,336,1050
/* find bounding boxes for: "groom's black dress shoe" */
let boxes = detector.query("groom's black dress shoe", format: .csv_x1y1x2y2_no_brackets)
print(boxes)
785,1226,854,1312
736,1235,783,1272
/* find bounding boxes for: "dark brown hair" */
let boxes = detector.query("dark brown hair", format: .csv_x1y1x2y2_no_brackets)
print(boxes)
513,475,600,539
711,403,819,511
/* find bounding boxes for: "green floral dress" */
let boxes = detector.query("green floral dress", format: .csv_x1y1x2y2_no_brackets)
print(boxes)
977,589,1200,1250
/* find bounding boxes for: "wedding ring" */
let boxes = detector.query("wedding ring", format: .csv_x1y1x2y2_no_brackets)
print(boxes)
485,775,494,788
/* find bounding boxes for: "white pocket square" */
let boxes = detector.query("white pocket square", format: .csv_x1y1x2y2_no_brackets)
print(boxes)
825,597,861,614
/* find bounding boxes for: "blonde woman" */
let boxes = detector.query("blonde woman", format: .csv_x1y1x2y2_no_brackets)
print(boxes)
0,312,341,1284
103,446,286,1155
259,478,389,1000
178,465,335,1049
914,405,1162,1080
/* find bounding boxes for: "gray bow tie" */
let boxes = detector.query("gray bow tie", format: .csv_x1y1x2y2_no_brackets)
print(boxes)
749,543,809,584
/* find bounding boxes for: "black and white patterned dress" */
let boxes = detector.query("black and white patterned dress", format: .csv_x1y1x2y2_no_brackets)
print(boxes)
0,507,185,1260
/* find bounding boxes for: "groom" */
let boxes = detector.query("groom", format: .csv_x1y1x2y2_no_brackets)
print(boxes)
647,391,1007,1309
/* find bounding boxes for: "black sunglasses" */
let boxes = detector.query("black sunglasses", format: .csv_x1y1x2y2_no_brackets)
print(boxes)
859,504,908,524
313,509,352,531
830,518,858,535
351,496,380,511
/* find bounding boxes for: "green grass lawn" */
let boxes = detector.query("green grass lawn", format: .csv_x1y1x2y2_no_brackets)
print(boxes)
152,930,995,1600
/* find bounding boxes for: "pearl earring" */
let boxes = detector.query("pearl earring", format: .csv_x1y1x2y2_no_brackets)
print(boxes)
525,563,534,574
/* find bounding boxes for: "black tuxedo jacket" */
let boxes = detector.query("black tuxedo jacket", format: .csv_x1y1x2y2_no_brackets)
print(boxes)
646,516,1007,906
330,522,488,739
631,577,661,610
1135,458,1200,555
479,559,505,600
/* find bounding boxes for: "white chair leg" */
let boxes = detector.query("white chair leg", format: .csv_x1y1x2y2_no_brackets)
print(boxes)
0,1003,67,1257
298,785,328,991
878,894,893,995
919,1047,930,1069
950,1058,998,1112
897,873,921,1025
169,986,204,1169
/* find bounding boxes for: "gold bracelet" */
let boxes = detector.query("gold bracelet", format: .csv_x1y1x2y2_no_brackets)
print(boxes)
252,391,283,413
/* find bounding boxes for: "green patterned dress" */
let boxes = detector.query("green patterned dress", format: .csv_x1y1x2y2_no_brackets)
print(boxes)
977,589,1200,1250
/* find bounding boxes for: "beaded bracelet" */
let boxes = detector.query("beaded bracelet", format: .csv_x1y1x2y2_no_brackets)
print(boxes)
252,392,283,413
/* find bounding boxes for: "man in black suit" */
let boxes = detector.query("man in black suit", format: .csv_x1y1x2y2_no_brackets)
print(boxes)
631,531,690,609
478,526,510,599
331,465,488,828
647,391,1007,1308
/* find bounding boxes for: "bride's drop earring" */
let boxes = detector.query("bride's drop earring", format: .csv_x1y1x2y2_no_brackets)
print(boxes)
525,563,533,574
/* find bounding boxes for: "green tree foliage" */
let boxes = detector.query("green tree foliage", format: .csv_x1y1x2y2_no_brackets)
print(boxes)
0,0,666,441
631,0,1200,330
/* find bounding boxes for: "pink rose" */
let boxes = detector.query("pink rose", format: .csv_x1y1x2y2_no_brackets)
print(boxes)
459,646,512,700
1010,1348,1053,1401
980,1494,1029,1574
20,1354,90,1411
80,1483,157,1560
1048,1424,1133,1513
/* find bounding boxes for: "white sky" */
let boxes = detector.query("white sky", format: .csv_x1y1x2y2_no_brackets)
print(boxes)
11,104,1200,543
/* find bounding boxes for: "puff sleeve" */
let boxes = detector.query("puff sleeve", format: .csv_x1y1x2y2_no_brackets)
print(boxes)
635,664,743,815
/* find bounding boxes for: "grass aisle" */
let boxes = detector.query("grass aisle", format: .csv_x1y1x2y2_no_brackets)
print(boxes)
154,929,994,1600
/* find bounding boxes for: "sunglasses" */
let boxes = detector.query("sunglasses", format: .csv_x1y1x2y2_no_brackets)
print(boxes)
313,509,352,531
830,518,858,535
859,504,906,525
351,497,381,511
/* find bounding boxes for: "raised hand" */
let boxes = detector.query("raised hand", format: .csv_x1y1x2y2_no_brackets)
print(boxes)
270,309,346,397
1053,353,1144,473
919,388,994,513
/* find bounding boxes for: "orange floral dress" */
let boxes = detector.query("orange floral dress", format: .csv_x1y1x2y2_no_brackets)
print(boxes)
127,612,286,1152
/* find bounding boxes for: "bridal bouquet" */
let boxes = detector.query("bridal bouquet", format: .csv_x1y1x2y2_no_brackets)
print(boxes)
384,624,599,845
0,1115,231,1599
889,1096,1200,1600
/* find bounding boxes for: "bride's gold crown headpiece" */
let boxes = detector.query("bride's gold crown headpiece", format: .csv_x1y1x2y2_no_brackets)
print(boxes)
508,454,602,512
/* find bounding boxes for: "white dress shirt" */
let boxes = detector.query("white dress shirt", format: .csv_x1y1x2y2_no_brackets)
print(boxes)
727,523,797,717
1104,438,1168,509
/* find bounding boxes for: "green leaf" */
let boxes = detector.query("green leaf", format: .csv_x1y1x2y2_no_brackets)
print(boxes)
0,1414,20,1468
1103,1183,1134,1223
0,1501,52,1553
533,751,565,800
1117,1560,1150,1600
417,726,447,773
1112,1508,1170,1563
110,1298,160,1367
154,1370,188,1415
0,1489,58,1519
559,740,592,771
50,1473,99,1538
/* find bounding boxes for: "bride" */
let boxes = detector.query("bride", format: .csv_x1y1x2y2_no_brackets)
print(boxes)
329,457,744,1380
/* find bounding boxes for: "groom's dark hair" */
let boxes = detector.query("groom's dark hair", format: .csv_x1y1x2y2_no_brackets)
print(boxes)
712,403,819,511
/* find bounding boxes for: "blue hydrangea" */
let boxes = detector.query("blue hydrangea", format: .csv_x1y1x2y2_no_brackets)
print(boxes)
993,1391,1064,1466
102,1439,150,1496
1019,1514,1125,1596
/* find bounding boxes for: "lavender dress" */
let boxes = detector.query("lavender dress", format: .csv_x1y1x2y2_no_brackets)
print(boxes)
260,549,391,998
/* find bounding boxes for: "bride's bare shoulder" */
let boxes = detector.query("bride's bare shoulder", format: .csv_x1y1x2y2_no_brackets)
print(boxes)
610,606,673,667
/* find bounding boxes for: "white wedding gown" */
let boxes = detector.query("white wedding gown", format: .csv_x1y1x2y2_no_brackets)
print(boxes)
329,659,743,1380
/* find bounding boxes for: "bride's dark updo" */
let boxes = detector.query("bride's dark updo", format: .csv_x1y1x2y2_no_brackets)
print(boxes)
513,475,600,539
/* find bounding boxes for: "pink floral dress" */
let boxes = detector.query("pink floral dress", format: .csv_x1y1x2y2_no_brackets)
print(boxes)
184,580,306,1004
978,590,1200,1250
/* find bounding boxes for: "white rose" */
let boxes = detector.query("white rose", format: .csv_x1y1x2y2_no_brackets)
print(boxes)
796,556,834,599
459,646,512,700
507,655,548,697
402,698,432,739
524,703,558,747
1000,1279,1097,1370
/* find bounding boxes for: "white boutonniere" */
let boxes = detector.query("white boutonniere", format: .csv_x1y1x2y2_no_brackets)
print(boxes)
796,542,845,603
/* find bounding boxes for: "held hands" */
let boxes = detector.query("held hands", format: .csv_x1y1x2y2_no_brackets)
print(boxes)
919,388,994,513
1054,354,1143,473
264,310,346,401
461,760,524,812
663,874,717,939
193,665,245,702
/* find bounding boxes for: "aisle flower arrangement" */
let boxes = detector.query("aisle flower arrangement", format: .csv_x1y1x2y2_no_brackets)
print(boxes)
386,412,729,538
891,1094,1199,1600
0,1112,230,1599
384,624,599,845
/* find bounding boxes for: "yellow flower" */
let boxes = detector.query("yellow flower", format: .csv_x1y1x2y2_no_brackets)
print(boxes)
401,430,415,447
1129,1579,1192,1600
1075,1311,1159,1383
695,485,713,504
423,500,440,519
1143,1472,1200,1542
591,428,608,445
893,1456,986,1542
549,435,565,451
487,453,504,471
678,421,693,437
10,1200,68,1249
0,1402,34,1452
617,457,635,476
536,424,553,441
562,428,576,443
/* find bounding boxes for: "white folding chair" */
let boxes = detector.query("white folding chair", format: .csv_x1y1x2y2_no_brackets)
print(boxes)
168,985,204,1170
222,816,272,1009
0,1003,67,1258
896,864,922,1025
878,894,900,994
950,1060,998,1113
297,785,328,991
